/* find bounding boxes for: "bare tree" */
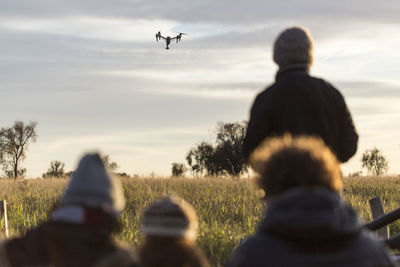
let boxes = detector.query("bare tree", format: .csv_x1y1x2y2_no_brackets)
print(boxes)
43,160,65,178
171,163,187,177
361,147,388,176
186,121,249,177
101,154,119,172
0,121,37,179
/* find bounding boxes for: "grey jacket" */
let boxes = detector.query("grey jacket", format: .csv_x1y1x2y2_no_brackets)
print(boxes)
227,188,396,267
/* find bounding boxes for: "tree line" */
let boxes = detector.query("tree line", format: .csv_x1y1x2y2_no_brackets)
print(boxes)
0,120,391,179
171,121,391,178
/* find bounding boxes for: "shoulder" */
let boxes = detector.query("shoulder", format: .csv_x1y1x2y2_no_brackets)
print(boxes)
251,84,277,110
311,76,345,98
94,241,140,267
349,230,395,265
228,233,283,267
0,241,12,267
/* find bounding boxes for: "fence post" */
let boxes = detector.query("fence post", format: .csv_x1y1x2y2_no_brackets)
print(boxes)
369,197,389,240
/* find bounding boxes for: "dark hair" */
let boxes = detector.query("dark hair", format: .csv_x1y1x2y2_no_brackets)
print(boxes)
139,236,210,267
250,135,343,198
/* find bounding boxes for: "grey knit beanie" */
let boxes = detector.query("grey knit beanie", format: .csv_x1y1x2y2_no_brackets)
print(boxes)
60,153,125,216
142,196,199,242
273,27,314,68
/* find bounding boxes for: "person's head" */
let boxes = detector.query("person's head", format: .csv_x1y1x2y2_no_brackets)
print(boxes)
273,27,314,69
140,196,209,267
250,135,343,199
142,195,198,243
52,153,125,232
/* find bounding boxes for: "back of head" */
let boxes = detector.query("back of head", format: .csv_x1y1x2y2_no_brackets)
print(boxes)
142,195,198,242
273,27,314,68
250,135,343,198
60,153,125,216
140,196,209,267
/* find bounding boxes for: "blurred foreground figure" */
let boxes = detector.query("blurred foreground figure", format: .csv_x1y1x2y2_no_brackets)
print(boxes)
228,136,395,267
0,153,139,267
243,27,358,162
140,195,210,267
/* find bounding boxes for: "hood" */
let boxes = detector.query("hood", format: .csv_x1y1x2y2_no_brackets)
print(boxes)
260,188,361,244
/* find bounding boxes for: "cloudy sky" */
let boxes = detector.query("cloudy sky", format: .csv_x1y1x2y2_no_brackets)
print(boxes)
1,0,399,177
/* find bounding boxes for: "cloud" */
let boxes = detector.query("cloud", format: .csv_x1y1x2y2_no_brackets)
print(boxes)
2,0,400,25
1,1,400,176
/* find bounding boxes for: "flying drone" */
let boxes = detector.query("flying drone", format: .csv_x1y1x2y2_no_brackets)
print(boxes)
155,31,188,49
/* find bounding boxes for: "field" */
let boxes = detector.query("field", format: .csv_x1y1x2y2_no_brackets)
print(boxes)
1,176,400,266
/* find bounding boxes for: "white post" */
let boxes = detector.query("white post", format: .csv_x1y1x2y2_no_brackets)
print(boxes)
369,197,389,240
0,200,8,238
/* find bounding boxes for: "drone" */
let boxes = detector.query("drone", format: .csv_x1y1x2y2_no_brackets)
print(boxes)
155,31,188,49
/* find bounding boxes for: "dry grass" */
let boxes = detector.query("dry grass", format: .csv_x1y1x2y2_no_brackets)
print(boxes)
0,176,399,266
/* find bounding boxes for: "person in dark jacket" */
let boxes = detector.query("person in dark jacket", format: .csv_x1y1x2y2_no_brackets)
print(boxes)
243,27,358,162
0,153,140,267
227,135,396,267
139,195,210,267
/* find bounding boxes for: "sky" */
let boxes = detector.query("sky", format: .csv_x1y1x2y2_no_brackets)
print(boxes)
0,0,399,177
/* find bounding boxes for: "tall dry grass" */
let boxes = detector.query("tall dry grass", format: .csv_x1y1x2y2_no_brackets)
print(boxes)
0,176,399,266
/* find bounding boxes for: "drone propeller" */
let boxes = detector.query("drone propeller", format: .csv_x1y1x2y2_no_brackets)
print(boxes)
176,32,189,35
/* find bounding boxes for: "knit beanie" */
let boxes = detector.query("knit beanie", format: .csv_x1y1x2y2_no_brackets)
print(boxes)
60,153,125,216
273,27,314,68
142,196,199,242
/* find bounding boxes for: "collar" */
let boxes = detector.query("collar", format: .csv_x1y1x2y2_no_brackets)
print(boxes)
275,63,310,81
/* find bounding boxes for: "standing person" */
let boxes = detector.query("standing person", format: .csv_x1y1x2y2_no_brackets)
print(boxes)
139,195,210,267
243,27,358,163
227,135,396,267
0,153,140,267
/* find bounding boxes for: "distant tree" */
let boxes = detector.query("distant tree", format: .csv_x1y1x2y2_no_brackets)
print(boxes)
0,121,37,179
213,121,248,176
348,171,362,178
186,141,222,177
101,154,119,172
116,172,130,177
65,171,75,177
361,147,388,176
43,160,65,178
171,163,187,177
186,121,249,177
5,168,26,179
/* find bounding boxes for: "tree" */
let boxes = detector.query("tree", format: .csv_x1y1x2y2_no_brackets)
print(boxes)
361,147,388,176
171,163,187,177
213,121,248,176
101,154,119,172
43,160,65,178
186,121,249,177
0,121,37,179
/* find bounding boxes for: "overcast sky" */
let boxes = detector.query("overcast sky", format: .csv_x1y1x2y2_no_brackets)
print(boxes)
1,0,399,177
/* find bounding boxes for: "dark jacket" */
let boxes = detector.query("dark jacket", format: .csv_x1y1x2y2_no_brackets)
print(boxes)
227,188,396,267
243,65,358,162
1,221,140,267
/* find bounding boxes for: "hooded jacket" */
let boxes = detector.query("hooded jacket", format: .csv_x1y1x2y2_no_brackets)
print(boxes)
227,188,395,267
243,65,358,162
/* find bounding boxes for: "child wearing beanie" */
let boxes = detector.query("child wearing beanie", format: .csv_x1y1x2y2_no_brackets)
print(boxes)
139,195,210,267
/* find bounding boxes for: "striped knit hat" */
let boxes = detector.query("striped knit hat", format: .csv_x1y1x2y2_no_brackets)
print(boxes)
142,196,199,242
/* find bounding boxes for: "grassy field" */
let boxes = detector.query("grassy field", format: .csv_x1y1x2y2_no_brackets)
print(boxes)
1,176,399,266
